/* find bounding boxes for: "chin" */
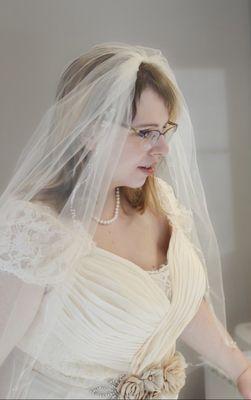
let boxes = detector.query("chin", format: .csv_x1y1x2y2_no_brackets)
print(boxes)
120,172,149,189
129,179,147,189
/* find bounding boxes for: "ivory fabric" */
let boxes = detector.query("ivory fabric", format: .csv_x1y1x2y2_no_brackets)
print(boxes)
0,178,206,399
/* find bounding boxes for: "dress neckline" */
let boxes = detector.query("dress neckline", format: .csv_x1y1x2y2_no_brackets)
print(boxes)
92,228,173,276
146,262,169,274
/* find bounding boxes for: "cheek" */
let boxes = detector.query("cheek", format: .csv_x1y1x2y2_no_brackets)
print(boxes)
119,141,142,166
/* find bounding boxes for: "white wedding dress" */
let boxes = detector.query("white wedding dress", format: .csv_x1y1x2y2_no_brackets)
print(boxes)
0,178,207,399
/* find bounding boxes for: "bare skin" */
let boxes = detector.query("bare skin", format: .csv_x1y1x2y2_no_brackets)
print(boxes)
93,202,172,271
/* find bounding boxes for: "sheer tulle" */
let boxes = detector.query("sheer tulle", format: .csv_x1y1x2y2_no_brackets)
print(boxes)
0,42,228,398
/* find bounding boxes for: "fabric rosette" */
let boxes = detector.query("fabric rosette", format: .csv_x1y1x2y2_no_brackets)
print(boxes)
162,351,187,395
117,351,187,399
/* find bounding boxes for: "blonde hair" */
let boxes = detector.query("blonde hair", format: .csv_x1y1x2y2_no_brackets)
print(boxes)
32,49,181,217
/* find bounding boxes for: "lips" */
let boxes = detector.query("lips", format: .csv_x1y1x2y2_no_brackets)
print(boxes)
138,166,154,174
139,166,152,170
138,162,157,169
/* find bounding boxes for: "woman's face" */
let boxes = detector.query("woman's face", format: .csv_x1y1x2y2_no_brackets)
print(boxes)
114,87,170,188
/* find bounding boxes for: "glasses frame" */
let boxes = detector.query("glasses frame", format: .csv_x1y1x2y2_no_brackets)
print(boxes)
129,120,178,145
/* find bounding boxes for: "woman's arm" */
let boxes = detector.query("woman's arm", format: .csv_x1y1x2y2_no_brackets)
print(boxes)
180,297,251,397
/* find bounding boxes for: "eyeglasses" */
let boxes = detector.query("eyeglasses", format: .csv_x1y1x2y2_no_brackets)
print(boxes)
129,120,178,146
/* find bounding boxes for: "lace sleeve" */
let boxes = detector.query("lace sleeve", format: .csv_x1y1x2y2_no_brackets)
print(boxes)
156,177,194,235
0,198,83,286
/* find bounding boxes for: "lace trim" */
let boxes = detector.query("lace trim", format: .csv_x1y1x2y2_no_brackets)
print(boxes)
147,263,172,301
147,263,168,274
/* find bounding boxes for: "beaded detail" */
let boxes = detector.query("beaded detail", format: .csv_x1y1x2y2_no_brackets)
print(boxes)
88,351,187,399
89,374,127,399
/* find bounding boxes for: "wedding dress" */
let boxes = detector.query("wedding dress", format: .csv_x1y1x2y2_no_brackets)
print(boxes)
0,178,206,399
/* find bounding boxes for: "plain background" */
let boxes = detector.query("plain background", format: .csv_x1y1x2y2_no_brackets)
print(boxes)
0,0,250,397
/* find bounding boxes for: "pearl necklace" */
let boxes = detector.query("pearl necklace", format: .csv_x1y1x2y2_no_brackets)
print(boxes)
93,187,120,225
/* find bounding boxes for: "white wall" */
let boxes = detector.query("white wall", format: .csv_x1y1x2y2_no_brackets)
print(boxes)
0,0,250,397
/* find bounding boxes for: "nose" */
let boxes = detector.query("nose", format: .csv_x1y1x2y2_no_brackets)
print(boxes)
149,134,169,156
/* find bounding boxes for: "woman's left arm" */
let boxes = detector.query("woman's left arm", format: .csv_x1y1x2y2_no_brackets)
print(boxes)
180,298,251,399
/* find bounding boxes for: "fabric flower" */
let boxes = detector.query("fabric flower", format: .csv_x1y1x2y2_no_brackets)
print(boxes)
117,351,187,399
163,351,187,394
141,367,164,392
142,390,162,399
117,375,145,399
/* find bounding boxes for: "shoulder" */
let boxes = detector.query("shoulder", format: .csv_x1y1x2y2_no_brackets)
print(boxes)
1,196,71,242
154,177,178,204
154,177,193,235
155,176,173,192
154,177,177,212
0,197,81,286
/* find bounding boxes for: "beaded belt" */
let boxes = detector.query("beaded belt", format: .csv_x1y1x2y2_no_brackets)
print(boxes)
33,351,186,399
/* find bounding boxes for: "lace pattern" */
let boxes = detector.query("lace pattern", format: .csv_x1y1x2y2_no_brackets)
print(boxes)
147,263,172,301
0,198,83,285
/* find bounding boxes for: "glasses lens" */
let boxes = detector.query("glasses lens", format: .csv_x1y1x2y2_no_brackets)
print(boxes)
150,129,176,145
136,124,177,147
149,131,160,145
148,130,175,145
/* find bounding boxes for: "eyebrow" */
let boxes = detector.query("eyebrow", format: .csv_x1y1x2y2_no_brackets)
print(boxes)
133,120,169,129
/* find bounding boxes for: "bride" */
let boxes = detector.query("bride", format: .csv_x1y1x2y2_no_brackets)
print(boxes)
0,42,250,399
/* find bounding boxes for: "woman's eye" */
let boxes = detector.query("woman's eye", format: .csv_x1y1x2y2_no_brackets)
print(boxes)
138,129,151,138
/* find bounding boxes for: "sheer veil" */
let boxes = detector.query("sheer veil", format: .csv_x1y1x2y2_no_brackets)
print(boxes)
0,42,233,398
